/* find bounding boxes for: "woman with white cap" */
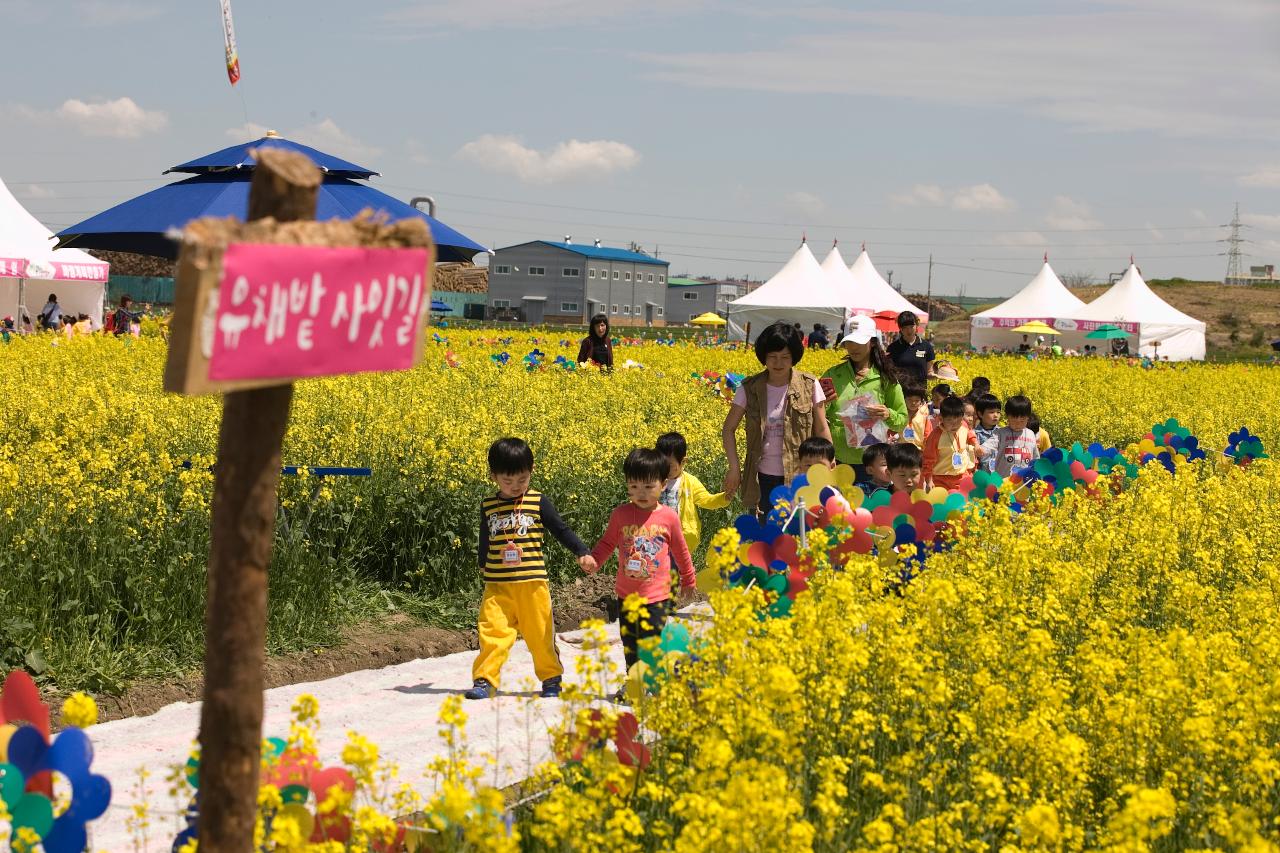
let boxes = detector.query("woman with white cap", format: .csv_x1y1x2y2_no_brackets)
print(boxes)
821,315,908,477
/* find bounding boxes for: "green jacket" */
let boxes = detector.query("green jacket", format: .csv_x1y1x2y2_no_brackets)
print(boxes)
821,361,908,464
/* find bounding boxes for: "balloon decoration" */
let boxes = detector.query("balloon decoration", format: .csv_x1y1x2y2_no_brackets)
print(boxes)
690,371,745,403
1226,427,1268,466
0,671,111,853
175,731,358,849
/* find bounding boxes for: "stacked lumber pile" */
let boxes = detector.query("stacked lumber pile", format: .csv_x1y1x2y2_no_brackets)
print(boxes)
434,263,488,293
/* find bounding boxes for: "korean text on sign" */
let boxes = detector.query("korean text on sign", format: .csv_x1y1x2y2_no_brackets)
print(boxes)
208,243,429,381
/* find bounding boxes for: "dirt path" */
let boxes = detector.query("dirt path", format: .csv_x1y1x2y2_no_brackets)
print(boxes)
88,574,616,723
88,620,627,853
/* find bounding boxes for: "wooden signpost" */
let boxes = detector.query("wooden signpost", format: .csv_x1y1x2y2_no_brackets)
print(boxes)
164,147,434,850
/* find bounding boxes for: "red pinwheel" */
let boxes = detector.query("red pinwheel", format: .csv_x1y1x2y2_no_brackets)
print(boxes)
831,507,877,562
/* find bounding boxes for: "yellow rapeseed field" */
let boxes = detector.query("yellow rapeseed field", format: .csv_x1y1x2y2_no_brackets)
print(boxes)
3,327,1280,850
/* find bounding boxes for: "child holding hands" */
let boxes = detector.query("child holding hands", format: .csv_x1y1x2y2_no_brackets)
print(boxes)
923,396,983,490
465,438,597,700
589,449,697,686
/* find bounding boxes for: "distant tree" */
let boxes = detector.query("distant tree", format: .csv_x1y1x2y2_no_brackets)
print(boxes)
1060,271,1096,288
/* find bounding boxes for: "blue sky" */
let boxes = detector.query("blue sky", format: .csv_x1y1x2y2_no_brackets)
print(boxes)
3,0,1278,295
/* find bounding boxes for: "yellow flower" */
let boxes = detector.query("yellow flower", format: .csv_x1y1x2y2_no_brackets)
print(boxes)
61,691,98,728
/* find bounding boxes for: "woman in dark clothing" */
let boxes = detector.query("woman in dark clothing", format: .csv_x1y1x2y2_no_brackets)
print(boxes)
577,313,614,369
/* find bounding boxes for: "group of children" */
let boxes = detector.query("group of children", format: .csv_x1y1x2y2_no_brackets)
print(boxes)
466,378,1051,702
796,376,1052,499
465,433,725,702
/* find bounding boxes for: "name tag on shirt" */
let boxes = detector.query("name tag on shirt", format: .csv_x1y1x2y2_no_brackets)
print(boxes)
916,350,926,358
903,427,915,439
503,544,522,566
952,452,964,468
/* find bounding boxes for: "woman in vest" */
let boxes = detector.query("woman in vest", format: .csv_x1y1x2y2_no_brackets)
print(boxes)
822,314,908,478
722,321,831,516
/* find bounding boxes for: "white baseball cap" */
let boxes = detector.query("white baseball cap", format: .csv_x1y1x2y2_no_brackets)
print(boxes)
840,314,878,345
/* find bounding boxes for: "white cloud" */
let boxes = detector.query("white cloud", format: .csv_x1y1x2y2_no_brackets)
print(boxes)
1146,223,1165,241
225,122,271,141
379,0,708,32
1190,208,1209,223
890,182,1013,212
1238,167,1280,188
1045,196,1102,231
991,231,1048,248
1242,213,1280,233
638,6,1280,139
16,184,55,200
47,97,168,139
75,0,163,25
951,184,1015,213
890,184,947,207
223,119,383,164
456,135,640,184
781,191,825,219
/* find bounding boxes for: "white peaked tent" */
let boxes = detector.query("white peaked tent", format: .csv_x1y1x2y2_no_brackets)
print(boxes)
1070,262,1205,360
969,259,1089,352
0,177,109,328
838,245,927,323
727,241,848,339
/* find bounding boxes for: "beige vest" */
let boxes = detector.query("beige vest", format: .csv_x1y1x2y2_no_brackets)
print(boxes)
740,369,819,511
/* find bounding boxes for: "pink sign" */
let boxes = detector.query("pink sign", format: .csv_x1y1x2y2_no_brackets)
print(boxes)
0,257,110,281
208,243,429,382
51,261,109,281
1075,319,1140,334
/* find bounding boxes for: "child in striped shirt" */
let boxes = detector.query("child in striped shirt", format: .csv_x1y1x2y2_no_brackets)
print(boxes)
465,438,597,701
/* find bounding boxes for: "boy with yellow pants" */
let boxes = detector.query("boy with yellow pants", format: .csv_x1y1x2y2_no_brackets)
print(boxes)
466,438,596,700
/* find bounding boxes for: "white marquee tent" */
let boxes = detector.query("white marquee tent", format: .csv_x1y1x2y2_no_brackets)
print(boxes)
1069,262,1205,360
839,245,928,324
969,259,1088,352
0,177,109,329
727,241,848,339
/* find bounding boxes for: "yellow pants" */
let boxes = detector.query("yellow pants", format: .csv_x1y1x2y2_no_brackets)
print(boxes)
472,580,562,687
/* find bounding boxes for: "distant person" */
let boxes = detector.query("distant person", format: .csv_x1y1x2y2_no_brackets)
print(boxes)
809,323,829,349
38,294,61,331
109,295,143,337
858,442,893,497
923,395,982,490
886,311,935,385
577,313,614,369
980,395,1040,477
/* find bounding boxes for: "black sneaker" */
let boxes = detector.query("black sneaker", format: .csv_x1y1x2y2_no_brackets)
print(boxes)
464,678,494,700
539,677,562,699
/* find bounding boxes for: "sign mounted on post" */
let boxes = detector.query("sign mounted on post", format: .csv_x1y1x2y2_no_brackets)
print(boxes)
208,243,429,381
165,214,435,395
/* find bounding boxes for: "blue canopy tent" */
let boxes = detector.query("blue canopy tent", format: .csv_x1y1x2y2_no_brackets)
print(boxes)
430,299,452,313
55,135,487,263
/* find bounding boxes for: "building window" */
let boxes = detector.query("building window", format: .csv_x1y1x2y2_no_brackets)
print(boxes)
647,273,654,282
561,302,579,313
683,292,699,300
492,265,511,275
622,306,631,315
634,305,642,314
562,267,580,277
588,269,596,279
627,272,634,282
657,307,664,317
611,304,618,314
493,299,511,308
528,266,545,276
613,270,620,280
658,274,666,283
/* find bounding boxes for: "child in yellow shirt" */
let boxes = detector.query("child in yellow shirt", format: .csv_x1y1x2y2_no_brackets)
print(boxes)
657,432,730,553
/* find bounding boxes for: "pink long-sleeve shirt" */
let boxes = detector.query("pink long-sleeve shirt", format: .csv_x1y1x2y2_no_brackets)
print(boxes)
590,503,696,604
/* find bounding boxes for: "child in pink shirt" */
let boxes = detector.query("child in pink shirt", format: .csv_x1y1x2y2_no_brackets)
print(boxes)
589,448,696,680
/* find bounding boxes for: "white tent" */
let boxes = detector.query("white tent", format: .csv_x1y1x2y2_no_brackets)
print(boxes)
727,242,848,339
1068,262,1205,360
0,177,109,329
969,259,1089,352
836,245,928,324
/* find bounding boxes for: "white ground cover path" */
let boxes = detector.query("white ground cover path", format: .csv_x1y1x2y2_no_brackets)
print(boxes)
88,622,625,852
